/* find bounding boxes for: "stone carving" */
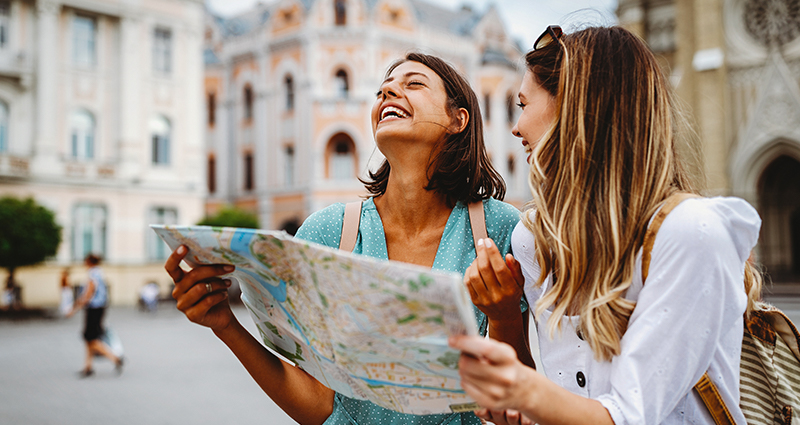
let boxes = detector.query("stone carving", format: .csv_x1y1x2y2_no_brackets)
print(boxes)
744,0,800,46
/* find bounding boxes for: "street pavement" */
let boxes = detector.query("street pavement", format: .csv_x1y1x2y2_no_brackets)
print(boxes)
0,304,298,425
1,298,799,425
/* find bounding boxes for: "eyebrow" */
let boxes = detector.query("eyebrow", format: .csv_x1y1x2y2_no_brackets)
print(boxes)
382,71,431,85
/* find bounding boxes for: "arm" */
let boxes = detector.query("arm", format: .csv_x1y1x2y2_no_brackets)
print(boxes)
165,245,334,425
450,335,613,425
68,276,95,316
464,238,535,369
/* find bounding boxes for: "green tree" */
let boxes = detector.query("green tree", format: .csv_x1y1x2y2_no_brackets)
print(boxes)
0,196,62,287
197,206,259,229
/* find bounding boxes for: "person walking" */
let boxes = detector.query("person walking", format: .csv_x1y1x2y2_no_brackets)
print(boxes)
69,254,124,377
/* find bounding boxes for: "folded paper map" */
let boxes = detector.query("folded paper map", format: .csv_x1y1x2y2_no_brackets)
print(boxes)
151,225,479,415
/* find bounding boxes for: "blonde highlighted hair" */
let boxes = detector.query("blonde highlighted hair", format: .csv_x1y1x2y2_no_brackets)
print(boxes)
522,26,763,361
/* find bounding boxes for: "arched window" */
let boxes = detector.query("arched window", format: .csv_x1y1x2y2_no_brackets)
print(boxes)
70,109,95,159
285,75,295,111
335,69,349,98
484,93,491,122
758,154,800,282
507,154,516,176
243,84,253,120
0,100,8,153
334,0,347,26
150,115,171,165
326,133,356,180
208,92,216,127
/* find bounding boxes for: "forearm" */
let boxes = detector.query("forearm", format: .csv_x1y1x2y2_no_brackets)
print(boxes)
214,320,334,425
488,313,535,369
518,368,613,425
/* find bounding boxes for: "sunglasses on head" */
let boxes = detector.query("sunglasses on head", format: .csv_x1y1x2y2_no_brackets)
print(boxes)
534,25,563,50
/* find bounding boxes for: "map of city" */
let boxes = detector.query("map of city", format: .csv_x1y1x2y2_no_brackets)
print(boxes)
151,225,480,414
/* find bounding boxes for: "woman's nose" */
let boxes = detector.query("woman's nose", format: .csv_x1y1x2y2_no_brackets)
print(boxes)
511,123,521,138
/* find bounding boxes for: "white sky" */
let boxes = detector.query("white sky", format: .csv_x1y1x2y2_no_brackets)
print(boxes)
205,0,619,48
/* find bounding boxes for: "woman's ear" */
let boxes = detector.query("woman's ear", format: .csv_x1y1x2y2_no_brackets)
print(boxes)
451,108,469,133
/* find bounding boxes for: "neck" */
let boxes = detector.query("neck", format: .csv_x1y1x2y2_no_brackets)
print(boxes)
373,165,451,232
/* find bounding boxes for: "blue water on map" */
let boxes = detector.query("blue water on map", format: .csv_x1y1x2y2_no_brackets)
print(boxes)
231,229,288,303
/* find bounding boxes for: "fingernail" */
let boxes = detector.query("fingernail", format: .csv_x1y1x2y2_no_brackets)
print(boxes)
485,239,493,248
223,265,234,272
477,239,484,247
224,279,232,287
177,245,186,255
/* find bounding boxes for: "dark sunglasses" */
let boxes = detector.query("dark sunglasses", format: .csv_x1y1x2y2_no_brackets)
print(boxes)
534,25,563,50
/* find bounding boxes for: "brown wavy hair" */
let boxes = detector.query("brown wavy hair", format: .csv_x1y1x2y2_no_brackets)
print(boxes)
361,53,505,205
523,27,763,360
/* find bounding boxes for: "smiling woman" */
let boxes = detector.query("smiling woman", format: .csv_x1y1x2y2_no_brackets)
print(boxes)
164,52,528,425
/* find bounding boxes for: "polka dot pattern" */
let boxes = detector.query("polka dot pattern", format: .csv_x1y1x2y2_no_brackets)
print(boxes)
294,197,521,425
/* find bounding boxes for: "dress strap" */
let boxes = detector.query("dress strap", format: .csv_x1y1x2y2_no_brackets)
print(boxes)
468,201,487,248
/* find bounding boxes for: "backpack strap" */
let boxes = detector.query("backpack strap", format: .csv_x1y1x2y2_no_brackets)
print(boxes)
641,193,735,425
339,201,362,252
641,192,699,283
468,201,487,248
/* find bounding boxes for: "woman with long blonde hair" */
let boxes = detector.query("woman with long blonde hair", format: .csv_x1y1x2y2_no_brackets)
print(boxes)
451,26,762,424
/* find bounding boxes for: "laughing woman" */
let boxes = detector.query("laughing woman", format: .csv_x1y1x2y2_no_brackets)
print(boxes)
164,53,529,425
451,26,762,425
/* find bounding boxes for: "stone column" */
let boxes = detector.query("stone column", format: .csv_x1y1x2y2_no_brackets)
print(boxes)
118,13,142,180
32,0,60,174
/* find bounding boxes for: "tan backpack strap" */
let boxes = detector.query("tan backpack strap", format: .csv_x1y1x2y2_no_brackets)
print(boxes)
694,373,736,425
339,201,362,252
639,193,734,423
641,193,700,283
468,201,487,248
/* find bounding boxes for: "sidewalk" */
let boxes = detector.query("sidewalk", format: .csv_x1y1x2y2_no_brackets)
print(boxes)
0,305,298,425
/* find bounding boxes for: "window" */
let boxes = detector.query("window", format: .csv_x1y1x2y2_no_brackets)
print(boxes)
507,154,516,176
243,84,253,120
484,93,491,122
148,207,177,260
0,100,7,153
284,145,295,187
335,69,349,98
153,27,172,74
244,152,254,191
72,203,106,261
0,1,10,49
208,155,216,193
150,115,171,165
207,92,216,126
285,75,294,111
327,134,355,180
70,110,95,159
334,0,347,26
73,15,96,67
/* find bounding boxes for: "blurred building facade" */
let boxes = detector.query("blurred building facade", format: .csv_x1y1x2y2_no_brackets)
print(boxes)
618,0,800,292
0,0,205,306
202,0,526,234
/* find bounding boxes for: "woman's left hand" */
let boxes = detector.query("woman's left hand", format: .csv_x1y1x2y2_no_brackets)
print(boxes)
464,238,525,323
449,335,534,412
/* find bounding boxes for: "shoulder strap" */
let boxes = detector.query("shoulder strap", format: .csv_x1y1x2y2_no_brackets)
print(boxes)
339,201,362,252
639,193,735,425
468,201,487,248
641,192,700,283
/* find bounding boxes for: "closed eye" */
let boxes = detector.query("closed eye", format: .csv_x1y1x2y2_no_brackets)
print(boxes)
516,102,525,109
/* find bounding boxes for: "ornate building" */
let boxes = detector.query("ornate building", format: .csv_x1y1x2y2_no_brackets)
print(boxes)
0,0,205,306
618,0,800,292
202,0,526,234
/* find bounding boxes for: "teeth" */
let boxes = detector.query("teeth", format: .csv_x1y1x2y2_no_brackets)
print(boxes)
381,106,409,120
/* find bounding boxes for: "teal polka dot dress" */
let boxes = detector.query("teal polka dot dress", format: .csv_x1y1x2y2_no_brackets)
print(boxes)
295,197,521,425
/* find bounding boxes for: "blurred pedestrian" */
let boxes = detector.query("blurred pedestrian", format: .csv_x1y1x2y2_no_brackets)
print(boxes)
68,254,123,377
138,281,160,312
59,267,74,317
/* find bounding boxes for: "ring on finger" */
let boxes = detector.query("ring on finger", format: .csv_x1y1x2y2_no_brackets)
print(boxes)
205,282,213,294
